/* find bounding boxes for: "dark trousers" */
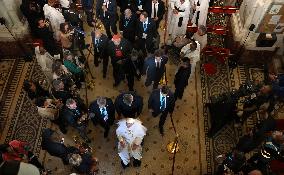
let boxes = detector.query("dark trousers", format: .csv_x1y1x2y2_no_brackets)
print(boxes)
102,19,118,38
126,73,134,91
94,51,109,76
28,151,45,170
112,62,125,84
137,38,154,55
152,111,169,129
174,86,185,99
84,10,94,27
92,119,110,135
145,74,163,90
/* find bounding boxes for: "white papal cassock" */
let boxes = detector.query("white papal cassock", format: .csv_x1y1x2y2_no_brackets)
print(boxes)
43,4,65,41
116,118,147,165
167,0,191,40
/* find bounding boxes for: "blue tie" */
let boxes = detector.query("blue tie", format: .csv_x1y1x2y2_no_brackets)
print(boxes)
160,96,165,111
101,107,108,121
143,22,147,32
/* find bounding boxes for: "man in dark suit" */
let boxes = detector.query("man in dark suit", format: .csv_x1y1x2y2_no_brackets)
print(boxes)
115,92,143,119
89,97,115,138
96,0,118,38
119,9,137,43
59,98,90,142
91,29,109,78
81,0,94,26
148,86,175,135
107,35,133,87
174,57,191,100
143,49,168,89
144,0,165,30
41,128,77,164
136,11,156,54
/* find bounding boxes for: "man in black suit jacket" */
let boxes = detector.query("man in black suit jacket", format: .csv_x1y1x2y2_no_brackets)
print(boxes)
89,97,115,138
119,9,137,43
136,11,156,54
96,0,117,38
107,35,133,87
41,128,77,164
148,86,175,135
144,0,165,30
91,29,109,78
59,98,90,142
174,57,191,99
115,92,143,118
143,49,168,89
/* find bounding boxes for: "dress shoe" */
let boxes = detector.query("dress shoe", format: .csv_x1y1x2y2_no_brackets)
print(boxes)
121,161,129,169
103,131,109,138
159,127,164,136
133,159,141,167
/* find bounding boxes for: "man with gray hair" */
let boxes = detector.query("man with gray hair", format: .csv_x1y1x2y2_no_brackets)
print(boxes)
193,25,207,50
52,79,73,104
119,8,137,43
115,92,143,119
89,97,115,138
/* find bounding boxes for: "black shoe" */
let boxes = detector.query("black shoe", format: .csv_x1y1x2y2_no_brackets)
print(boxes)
103,74,106,79
133,159,141,167
113,82,120,87
159,127,164,136
85,138,91,143
103,131,109,138
121,161,129,169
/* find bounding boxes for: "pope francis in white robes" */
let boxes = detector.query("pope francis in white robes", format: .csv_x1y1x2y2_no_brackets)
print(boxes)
116,118,147,168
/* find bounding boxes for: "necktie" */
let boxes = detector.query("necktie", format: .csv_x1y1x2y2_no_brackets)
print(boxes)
154,4,157,18
101,107,108,121
160,96,166,111
143,22,147,32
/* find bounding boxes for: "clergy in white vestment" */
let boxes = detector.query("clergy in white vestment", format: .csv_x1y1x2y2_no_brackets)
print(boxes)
167,0,191,41
35,46,54,82
192,25,207,50
191,0,210,27
116,118,147,168
43,3,65,40
180,40,200,77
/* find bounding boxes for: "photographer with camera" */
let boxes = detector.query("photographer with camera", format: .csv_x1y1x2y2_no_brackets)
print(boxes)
63,51,85,89
59,98,90,143
59,22,74,51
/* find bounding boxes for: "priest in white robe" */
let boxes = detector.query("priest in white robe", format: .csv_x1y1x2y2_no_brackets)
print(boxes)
191,0,210,27
167,0,191,41
116,118,147,168
180,40,200,77
43,3,65,41
35,46,54,82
